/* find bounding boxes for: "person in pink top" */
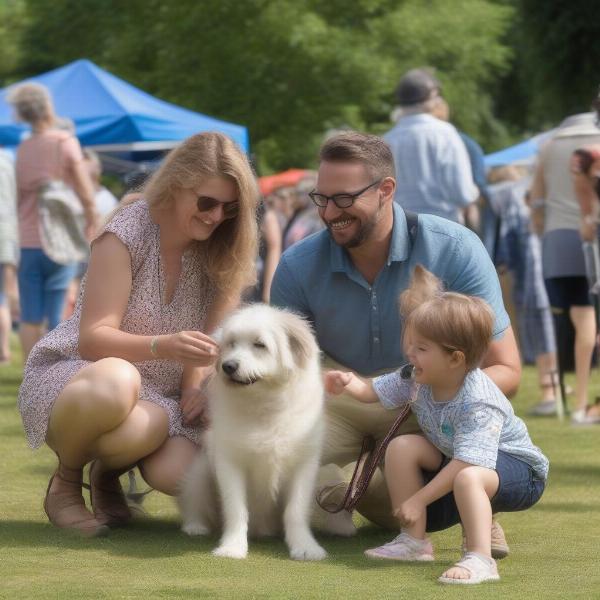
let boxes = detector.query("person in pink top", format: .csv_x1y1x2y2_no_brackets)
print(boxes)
7,83,98,362
18,132,259,537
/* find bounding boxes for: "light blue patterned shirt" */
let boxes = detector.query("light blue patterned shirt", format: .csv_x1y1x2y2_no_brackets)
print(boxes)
384,114,478,222
372,367,549,480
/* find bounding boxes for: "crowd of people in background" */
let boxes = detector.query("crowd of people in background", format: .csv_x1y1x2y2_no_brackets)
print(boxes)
1,73,600,427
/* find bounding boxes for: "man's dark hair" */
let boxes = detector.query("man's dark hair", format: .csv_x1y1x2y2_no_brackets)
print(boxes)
319,132,395,180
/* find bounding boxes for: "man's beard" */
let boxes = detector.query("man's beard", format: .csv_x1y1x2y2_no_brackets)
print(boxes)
326,199,383,249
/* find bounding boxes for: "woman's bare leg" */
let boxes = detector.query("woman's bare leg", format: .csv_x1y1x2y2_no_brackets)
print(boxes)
45,357,165,468
570,306,596,413
19,322,44,364
4,265,19,322
0,303,11,361
536,351,558,402
43,357,170,532
139,436,199,496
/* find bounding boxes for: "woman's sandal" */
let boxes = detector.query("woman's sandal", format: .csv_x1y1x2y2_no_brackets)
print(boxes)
44,462,109,537
87,460,132,527
571,406,600,425
438,552,500,585
590,397,600,415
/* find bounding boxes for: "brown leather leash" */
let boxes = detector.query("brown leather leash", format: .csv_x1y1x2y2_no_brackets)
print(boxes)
316,210,419,514
316,403,411,513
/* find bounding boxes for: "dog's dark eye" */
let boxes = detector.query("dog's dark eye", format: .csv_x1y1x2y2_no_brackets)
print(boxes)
253,341,267,349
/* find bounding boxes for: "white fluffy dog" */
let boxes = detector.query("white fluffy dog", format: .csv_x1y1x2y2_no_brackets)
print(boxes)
179,304,327,561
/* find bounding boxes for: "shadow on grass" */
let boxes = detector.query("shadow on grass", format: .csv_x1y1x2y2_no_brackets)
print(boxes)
530,501,594,513
0,518,446,569
197,528,439,570
282,524,464,570
546,463,600,487
17,463,56,478
0,518,222,558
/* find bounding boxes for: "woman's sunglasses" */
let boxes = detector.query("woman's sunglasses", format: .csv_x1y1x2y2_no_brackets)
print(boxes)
196,195,240,219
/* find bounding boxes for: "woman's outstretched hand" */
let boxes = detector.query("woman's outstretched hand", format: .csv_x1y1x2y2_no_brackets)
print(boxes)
158,331,219,366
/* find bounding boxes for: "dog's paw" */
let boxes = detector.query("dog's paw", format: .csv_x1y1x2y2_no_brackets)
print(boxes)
289,541,328,561
212,543,248,559
181,521,211,537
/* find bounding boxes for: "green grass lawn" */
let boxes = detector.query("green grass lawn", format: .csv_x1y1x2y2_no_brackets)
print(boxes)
1,336,599,599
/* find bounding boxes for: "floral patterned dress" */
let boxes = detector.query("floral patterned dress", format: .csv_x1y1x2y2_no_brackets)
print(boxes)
18,200,215,449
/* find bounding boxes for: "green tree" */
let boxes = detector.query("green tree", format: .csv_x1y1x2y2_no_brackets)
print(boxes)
0,0,27,85
367,0,515,147
494,0,600,137
11,0,515,170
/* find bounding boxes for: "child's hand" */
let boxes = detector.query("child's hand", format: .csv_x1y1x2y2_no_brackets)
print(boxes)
393,496,425,528
324,370,353,395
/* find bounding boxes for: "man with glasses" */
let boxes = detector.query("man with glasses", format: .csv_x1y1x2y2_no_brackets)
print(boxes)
271,131,520,557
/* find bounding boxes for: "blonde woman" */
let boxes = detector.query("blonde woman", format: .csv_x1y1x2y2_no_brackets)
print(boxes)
18,132,259,536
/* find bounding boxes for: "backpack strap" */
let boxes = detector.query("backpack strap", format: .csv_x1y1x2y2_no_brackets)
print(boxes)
404,208,419,248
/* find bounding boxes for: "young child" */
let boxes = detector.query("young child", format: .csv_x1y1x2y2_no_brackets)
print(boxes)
325,265,549,585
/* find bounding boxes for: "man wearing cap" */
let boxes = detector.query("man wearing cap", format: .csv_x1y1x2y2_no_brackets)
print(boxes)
271,131,520,558
384,68,479,223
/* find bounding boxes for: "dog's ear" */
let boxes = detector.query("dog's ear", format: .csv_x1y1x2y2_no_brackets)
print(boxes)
279,311,318,370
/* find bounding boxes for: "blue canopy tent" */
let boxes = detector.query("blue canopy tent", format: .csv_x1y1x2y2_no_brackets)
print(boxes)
484,130,554,168
0,59,249,153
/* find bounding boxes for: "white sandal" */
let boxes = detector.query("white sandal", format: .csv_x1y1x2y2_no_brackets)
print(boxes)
438,552,500,585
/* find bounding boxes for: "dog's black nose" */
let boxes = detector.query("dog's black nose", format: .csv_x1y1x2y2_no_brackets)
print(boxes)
222,360,239,376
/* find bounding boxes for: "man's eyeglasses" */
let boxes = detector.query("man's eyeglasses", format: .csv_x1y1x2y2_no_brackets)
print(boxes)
308,179,382,209
196,196,239,219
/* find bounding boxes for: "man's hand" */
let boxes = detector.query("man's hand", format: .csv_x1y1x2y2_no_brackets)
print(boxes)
393,495,426,528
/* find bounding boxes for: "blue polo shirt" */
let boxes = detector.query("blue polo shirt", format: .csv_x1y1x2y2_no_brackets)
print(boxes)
270,203,510,376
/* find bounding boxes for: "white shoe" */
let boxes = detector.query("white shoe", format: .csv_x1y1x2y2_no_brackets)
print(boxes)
439,552,499,585
571,408,600,425
364,532,434,561
529,400,557,416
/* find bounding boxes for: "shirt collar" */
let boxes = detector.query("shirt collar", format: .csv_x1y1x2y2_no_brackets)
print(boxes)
396,113,437,127
329,202,410,273
388,203,410,265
